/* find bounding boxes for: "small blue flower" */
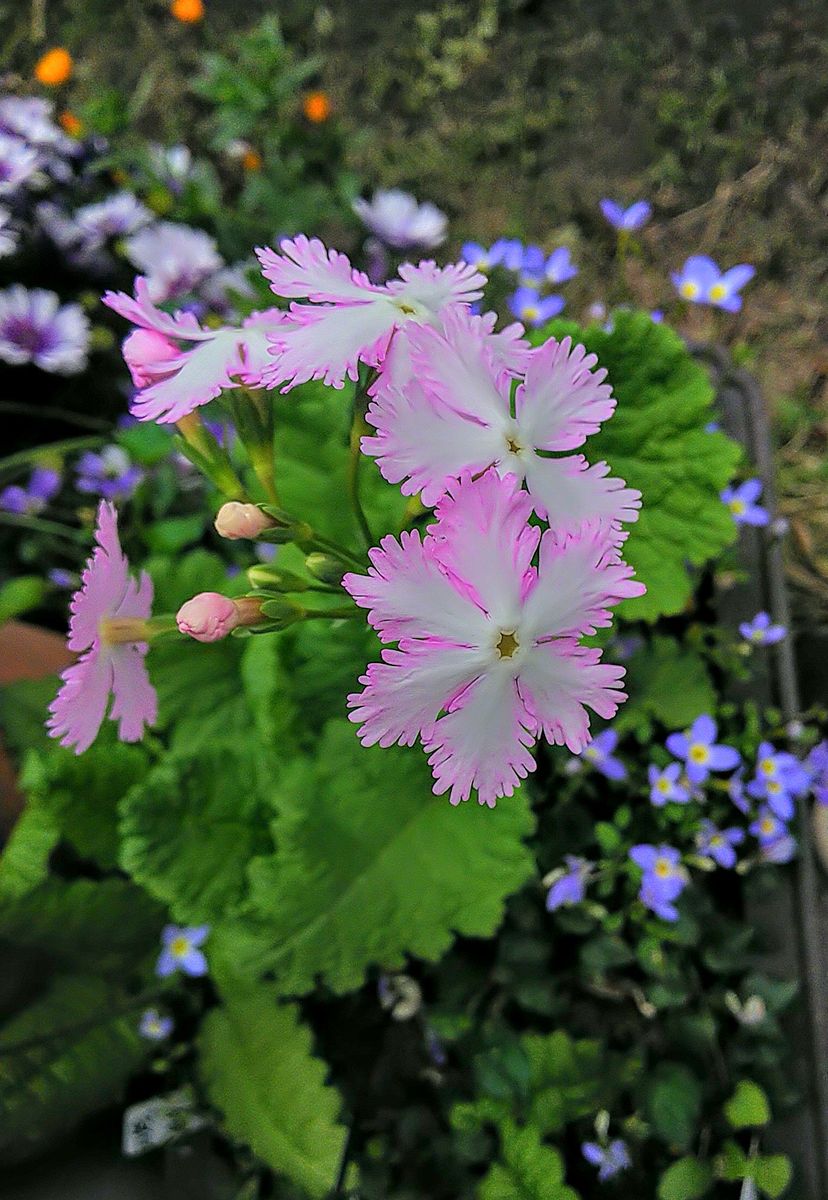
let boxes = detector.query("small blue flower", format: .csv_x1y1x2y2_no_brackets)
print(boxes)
545,856,592,910
672,255,755,311
746,741,810,820
545,246,578,285
739,611,786,646
0,465,60,515
489,237,524,272
507,286,565,327
666,714,741,784
156,924,210,978
48,567,78,589
582,1138,632,1181
460,241,499,272
648,762,689,807
697,819,745,869
806,741,828,807
629,844,687,922
139,1008,174,1041
705,420,721,433
749,807,787,846
519,243,546,285
760,832,797,864
579,729,626,781
600,199,652,232
721,479,770,527
75,445,143,502
425,1026,447,1067
649,308,665,323
727,768,750,814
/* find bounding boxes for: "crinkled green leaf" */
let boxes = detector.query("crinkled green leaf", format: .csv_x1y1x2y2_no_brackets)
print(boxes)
615,635,716,736
658,1157,713,1200
198,984,346,1198
541,312,741,620
0,676,56,759
119,747,272,924
0,791,58,900
479,1121,579,1200
227,719,535,994
0,974,148,1164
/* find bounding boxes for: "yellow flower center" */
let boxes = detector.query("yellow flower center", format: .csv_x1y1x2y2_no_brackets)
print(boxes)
761,817,775,835
521,305,539,322
689,743,710,764
171,936,191,958
655,858,673,878
710,835,724,848
729,499,746,516
759,758,775,776
709,282,727,301
496,630,520,659
656,778,671,793
751,629,764,641
767,780,782,795
680,280,699,300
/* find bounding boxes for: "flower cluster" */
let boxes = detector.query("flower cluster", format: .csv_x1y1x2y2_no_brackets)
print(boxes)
460,236,577,327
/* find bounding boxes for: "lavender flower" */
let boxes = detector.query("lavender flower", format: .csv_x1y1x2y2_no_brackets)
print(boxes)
507,286,565,327
727,768,750,814
0,96,70,150
353,189,447,251
672,255,755,311
74,192,152,251
721,479,769,527
666,714,741,784
490,237,524,271
155,924,210,978
48,568,78,589
697,820,745,869
148,143,194,194
600,199,651,232
124,222,223,302
760,832,797,864
545,246,578,285
746,741,810,820
648,762,689,806
0,132,39,196
629,844,687,921
75,446,144,501
582,1139,631,1181
0,286,89,374
739,611,786,646
806,742,828,806
580,729,626,781
460,241,499,272
749,807,788,847
545,856,592,910
0,207,18,258
0,466,60,515
520,244,546,285
139,1008,174,1041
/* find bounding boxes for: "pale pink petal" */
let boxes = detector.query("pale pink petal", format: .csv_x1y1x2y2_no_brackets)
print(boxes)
255,235,381,302
67,502,129,652
47,647,114,754
362,378,503,507
521,523,646,642
429,471,539,628
342,529,488,645
347,641,488,748
385,260,486,309
109,644,157,742
522,453,641,538
517,640,627,753
424,669,536,806
515,337,615,451
103,277,209,342
406,307,511,427
260,301,396,392
114,569,154,621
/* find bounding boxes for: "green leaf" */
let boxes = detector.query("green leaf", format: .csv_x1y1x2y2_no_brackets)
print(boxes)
0,677,56,759
198,985,346,1198
0,794,58,899
753,1155,792,1198
541,312,741,620
144,513,207,554
230,719,535,994
643,1062,703,1150
0,974,149,1163
657,1157,713,1200
724,1080,771,1129
478,1121,579,1200
0,576,47,621
119,746,272,924
616,636,716,735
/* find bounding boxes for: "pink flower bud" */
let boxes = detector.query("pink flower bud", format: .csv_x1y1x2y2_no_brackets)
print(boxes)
123,329,179,388
176,592,240,643
214,501,274,540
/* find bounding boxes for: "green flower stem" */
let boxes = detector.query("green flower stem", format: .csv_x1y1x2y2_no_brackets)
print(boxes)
0,512,89,544
0,436,106,480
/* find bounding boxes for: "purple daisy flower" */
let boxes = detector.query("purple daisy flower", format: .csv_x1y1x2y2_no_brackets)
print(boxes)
0,285,89,374
697,819,745,869
545,856,592,910
0,132,39,196
507,285,565,327
672,255,755,312
666,714,741,784
75,445,144,502
139,1008,174,1041
739,611,786,646
582,1139,631,1181
155,924,210,978
0,96,70,151
600,199,651,232
353,189,447,251
74,192,152,252
721,479,770,527
629,844,687,922
0,465,60,515
648,762,690,806
124,221,223,303
545,246,578,285
579,729,626,781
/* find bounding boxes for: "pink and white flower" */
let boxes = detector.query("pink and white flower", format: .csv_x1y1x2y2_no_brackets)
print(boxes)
124,222,223,303
344,470,644,806
255,235,486,391
104,277,291,423
47,502,157,754
362,306,640,539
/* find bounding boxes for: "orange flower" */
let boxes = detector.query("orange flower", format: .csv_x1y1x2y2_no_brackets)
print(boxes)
242,147,262,172
58,110,83,137
34,48,73,87
171,0,204,22
303,91,331,124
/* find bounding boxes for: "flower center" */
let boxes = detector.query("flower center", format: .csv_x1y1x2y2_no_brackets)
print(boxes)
766,780,781,795
759,758,775,776
656,778,671,793
521,304,539,322
709,282,727,301
496,629,520,659
654,858,673,878
171,936,190,957
688,743,709,764
729,499,746,516
760,817,775,835
680,280,699,300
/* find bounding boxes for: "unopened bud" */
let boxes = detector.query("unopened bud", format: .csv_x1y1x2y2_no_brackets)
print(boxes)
123,329,178,388
305,553,345,587
176,593,263,642
246,564,308,591
214,501,274,540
